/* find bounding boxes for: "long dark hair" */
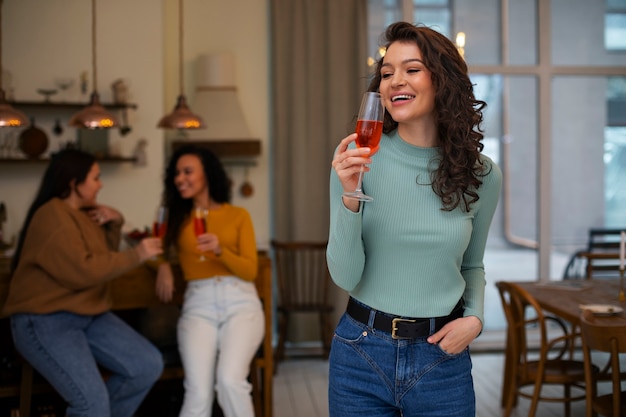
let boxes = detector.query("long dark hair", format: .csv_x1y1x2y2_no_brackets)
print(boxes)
11,149,96,272
162,145,231,253
368,22,488,212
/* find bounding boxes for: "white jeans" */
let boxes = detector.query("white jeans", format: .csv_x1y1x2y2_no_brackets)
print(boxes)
177,276,264,417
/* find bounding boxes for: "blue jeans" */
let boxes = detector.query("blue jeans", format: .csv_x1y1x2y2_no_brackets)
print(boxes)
11,311,164,417
328,305,475,417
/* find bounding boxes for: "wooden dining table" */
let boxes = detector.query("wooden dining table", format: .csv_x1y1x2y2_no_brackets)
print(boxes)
500,278,626,407
516,279,626,325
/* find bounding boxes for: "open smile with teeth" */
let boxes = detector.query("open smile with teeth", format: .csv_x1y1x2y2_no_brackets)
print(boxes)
391,94,415,102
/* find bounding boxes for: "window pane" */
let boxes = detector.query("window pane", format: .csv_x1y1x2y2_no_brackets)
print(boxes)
413,10,450,37
367,0,401,64
506,76,538,246
607,0,626,9
455,0,501,65
605,127,626,226
605,13,626,50
507,0,537,65
606,76,626,226
552,76,626,251
552,0,626,66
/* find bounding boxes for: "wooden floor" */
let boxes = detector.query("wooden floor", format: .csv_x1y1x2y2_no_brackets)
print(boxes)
272,351,594,417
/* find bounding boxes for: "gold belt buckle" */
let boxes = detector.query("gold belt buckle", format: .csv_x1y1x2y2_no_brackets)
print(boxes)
391,317,416,339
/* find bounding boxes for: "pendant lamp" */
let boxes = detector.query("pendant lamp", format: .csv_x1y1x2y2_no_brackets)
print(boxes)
69,0,118,129
0,0,28,127
157,0,205,129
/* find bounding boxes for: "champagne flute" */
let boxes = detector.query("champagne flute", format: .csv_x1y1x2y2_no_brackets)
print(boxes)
148,205,167,260
343,92,385,202
193,207,207,261
152,205,168,239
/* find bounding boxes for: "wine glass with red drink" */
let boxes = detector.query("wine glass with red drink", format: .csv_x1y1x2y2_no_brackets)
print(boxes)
153,205,168,238
193,207,207,261
148,205,167,260
343,92,385,202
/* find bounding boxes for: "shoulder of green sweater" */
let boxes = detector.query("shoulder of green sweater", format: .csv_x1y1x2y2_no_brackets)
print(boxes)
478,153,500,171
478,154,503,184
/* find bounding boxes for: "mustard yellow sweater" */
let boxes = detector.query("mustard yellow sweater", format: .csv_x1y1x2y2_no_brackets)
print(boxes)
176,204,258,282
1,198,140,317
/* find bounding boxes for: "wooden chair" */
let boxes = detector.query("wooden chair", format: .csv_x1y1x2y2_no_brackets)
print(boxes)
270,240,334,365
496,281,590,417
563,228,624,279
580,309,626,417
250,255,273,417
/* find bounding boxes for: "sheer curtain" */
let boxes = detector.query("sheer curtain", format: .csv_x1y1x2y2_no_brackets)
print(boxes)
270,0,369,242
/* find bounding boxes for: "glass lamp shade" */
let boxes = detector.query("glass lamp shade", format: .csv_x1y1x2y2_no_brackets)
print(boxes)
0,90,28,127
157,94,205,129
69,92,118,129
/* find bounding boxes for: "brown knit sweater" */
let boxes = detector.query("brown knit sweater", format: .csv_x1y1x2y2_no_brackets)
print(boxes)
1,198,140,317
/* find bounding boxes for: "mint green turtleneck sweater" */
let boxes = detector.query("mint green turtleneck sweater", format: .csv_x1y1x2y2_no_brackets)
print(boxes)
327,130,502,325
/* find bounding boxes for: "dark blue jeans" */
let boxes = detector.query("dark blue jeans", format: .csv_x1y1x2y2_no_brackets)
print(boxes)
11,311,163,417
328,308,475,417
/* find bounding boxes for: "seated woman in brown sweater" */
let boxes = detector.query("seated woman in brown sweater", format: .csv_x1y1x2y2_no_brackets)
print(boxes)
1,148,164,417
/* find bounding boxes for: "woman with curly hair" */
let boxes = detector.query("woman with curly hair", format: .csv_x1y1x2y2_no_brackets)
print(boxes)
327,22,502,417
154,145,263,417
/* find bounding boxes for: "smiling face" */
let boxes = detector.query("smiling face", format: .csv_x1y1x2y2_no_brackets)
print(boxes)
379,41,437,129
174,154,209,203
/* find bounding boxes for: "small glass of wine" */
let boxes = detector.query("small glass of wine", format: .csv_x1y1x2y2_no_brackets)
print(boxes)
343,91,385,202
193,207,207,261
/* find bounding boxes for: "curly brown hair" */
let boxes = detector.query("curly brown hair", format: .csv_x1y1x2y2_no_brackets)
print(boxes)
368,22,489,212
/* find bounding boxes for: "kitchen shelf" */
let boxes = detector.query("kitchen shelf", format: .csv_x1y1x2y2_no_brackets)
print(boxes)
0,156,137,163
8,100,138,110
171,139,261,158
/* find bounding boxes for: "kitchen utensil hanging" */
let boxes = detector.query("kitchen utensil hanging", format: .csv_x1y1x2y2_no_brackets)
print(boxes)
239,167,254,197
53,118,63,136
19,118,48,159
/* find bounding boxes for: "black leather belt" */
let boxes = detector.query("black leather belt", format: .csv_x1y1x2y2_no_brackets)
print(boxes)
346,297,464,339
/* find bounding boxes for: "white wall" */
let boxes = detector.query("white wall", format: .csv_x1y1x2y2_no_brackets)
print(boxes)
0,0,271,250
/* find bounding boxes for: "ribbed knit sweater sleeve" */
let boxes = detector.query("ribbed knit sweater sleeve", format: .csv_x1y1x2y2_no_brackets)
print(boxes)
327,131,502,324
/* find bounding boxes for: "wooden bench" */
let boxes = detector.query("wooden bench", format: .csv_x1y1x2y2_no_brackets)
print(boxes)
0,254,273,417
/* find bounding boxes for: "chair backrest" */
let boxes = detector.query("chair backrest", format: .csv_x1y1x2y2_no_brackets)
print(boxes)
496,281,570,368
270,240,330,310
580,309,626,416
254,254,273,336
580,310,626,354
497,282,543,365
563,228,624,279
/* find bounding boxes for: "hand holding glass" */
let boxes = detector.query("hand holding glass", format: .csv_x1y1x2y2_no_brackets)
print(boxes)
193,207,207,261
343,92,384,202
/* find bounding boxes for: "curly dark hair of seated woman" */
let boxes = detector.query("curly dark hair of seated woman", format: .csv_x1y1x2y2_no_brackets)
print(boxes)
368,21,490,212
162,145,231,255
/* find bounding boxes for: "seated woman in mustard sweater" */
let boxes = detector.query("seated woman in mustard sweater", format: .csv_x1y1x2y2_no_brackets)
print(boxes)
154,145,263,417
2,148,164,417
